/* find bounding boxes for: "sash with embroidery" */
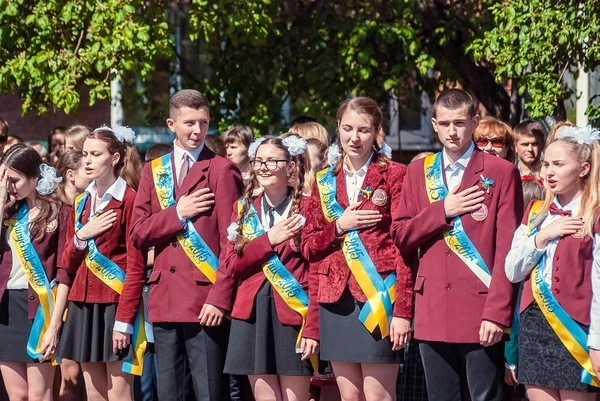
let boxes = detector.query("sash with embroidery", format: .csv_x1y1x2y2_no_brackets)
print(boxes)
526,200,600,387
423,153,492,287
6,202,58,363
315,167,396,338
150,153,219,283
237,198,318,370
74,192,152,376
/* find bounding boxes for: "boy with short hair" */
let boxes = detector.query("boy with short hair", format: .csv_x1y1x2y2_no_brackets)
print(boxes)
513,120,545,176
131,89,243,401
392,88,523,401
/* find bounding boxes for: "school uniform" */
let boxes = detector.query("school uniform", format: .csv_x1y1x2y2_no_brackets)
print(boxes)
223,191,317,376
57,177,145,363
506,197,600,392
0,203,71,362
301,155,415,364
391,145,522,401
130,143,243,401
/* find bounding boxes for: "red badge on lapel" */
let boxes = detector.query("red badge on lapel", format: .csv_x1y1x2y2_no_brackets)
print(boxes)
471,204,488,221
372,189,388,206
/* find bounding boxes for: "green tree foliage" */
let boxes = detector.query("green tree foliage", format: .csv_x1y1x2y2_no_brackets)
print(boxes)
469,1,600,120
187,0,436,132
0,0,171,114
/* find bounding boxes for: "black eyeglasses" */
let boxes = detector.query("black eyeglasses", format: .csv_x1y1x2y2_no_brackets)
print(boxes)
250,159,289,171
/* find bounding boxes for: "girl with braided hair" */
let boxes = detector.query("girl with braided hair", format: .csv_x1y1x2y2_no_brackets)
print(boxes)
223,134,319,401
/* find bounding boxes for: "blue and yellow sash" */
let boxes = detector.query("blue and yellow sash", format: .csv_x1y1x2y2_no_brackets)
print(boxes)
526,200,600,387
6,203,58,363
315,167,396,338
237,198,318,370
423,153,492,287
151,153,219,283
74,192,151,376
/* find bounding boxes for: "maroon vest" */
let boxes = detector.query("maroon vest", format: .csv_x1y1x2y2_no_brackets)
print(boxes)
519,210,596,326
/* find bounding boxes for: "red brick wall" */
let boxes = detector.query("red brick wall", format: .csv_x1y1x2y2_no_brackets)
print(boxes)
0,92,110,142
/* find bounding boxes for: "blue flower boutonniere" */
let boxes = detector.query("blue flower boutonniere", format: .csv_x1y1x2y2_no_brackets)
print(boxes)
480,174,494,194
359,186,373,200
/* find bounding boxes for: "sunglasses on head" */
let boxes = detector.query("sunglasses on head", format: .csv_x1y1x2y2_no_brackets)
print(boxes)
475,136,505,148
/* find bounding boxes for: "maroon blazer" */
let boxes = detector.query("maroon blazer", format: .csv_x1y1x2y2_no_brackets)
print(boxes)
62,187,146,325
518,200,597,325
224,193,319,340
0,204,71,319
301,160,416,318
392,148,523,343
130,146,243,323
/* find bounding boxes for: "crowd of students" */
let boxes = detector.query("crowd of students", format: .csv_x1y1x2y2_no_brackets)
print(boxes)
0,87,598,401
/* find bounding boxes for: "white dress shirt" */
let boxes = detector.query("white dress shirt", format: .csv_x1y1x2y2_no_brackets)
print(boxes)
505,196,581,287
442,142,475,192
173,141,204,225
503,195,600,349
343,153,373,204
261,194,293,230
173,140,204,183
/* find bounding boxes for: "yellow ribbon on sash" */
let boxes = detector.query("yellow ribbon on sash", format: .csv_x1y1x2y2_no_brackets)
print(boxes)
527,200,600,387
151,154,219,283
237,199,319,371
315,168,396,338
74,192,149,376
6,202,59,364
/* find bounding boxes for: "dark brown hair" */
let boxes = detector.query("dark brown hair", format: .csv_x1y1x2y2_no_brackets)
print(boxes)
333,97,388,174
513,120,545,145
204,135,226,157
55,150,84,205
222,125,254,148
86,130,142,190
234,134,308,256
170,89,209,119
433,88,475,119
144,143,173,162
2,144,62,242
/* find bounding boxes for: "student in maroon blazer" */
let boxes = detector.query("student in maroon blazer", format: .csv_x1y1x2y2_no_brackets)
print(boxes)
0,145,71,401
506,129,600,398
302,97,414,401
223,134,319,401
57,127,145,401
130,90,243,401
391,89,522,401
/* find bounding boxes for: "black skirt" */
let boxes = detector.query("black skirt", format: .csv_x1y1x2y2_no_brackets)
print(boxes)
224,282,313,376
57,301,133,363
319,287,403,364
518,304,598,393
0,289,36,363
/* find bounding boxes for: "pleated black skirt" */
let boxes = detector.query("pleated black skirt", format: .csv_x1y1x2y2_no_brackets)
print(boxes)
224,282,313,376
518,304,599,393
319,287,403,364
0,289,36,363
57,301,133,363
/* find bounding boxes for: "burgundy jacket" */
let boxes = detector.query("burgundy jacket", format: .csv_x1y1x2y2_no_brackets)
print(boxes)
224,193,319,340
62,187,146,325
130,147,243,323
0,204,71,319
392,149,522,343
519,200,597,325
301,160,416,318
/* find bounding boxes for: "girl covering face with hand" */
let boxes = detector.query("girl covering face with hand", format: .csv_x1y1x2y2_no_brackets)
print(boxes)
0,144,71,401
